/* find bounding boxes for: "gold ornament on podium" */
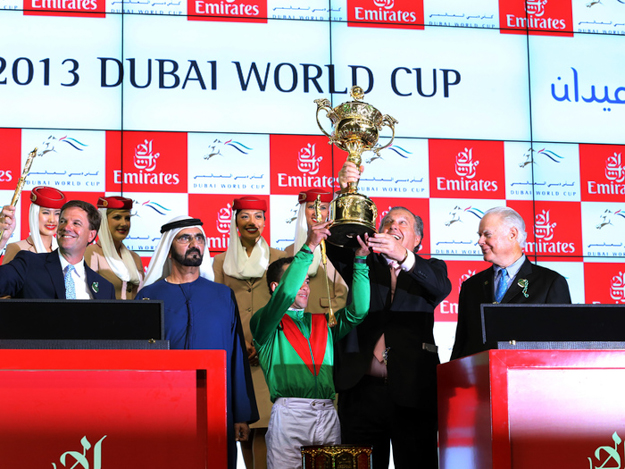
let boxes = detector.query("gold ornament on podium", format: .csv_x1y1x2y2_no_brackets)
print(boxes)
314,86,398,248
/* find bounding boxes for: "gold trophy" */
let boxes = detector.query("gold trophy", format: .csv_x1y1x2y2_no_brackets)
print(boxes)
0,147,38,242
314,86,398,248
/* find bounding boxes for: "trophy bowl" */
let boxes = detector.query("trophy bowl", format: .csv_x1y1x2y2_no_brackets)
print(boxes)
314,86,398,248
329,192,378,248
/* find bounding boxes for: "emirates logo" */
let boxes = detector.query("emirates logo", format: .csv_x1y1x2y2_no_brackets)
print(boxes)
525,0,548,17
133,140,159,172
373,0,394,8
605,153,625,183
297,143,324,176
216,204,232,234
534,210,557,241
610,272,625,303
454,148,479,179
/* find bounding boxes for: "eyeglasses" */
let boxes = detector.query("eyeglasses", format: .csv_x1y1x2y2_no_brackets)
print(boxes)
174,233,206,245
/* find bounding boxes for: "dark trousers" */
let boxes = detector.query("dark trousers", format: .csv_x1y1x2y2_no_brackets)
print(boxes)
338,376,439,469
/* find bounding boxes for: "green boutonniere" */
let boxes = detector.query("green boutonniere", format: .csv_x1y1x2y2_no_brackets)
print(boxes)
517,279,529,298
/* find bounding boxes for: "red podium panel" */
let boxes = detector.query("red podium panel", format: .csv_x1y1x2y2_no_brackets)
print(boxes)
438,350,625,469
0,349,227,468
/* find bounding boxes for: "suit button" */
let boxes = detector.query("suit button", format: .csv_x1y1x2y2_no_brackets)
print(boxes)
247,288,252,292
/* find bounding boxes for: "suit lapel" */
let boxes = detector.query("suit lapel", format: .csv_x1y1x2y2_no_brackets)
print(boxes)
502,258,533,303
45,250,66,299
482,267,495,303
85,263,101,298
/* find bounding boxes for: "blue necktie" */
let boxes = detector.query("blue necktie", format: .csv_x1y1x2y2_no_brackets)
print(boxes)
64,265,76,299
494,268,508,303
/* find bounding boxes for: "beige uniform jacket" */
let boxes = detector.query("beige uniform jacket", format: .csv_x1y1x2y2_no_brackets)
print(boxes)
212,247,287,428
2,237,38,265
84,242,144,300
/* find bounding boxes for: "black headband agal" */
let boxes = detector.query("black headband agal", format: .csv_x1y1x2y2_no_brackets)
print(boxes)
160,218,203,234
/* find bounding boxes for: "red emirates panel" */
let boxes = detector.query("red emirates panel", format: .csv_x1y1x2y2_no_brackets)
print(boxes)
23,0,106,17
584,263,625,305
270,134,338,196
106,131,187,194
347,0,424,30
580,143,625,203
498,0,573,36
187,0,267,23
508,200,582,262
429,139,505,200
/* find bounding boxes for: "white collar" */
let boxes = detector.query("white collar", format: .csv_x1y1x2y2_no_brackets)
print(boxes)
58,250,86,278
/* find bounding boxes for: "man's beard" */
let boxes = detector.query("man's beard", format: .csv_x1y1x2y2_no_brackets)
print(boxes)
171,247,203,267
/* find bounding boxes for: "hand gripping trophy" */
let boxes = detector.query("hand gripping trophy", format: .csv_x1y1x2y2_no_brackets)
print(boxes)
314,86,398,247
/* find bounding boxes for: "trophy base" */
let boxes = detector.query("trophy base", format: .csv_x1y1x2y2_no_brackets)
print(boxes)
328,193,378,248
328,222,377,248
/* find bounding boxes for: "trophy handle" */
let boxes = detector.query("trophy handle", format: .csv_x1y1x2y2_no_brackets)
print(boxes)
372,114,399,156
314,195,337,328
314,98,335,140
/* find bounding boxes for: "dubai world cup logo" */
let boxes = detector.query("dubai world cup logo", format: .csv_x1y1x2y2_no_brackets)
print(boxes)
134,140,159,172
454,148,479,179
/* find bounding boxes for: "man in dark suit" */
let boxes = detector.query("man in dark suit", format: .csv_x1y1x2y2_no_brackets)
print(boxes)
326,162,452,469
0,200,115,300
451,206,571,360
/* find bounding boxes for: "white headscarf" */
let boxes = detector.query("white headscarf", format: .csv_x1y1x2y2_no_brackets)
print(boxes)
29,203,58,253
97,207,142,285
142,215,214,288
293,202,322,277
222,210,270,280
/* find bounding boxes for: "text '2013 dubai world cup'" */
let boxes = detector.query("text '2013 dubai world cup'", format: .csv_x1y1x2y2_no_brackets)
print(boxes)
314,86,398,248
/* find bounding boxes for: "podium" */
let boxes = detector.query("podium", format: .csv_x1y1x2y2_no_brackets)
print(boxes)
0,349,227,467
438,350,625,469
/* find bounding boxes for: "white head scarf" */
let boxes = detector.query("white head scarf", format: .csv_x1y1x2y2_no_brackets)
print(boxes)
97,207,142,285
142,215,214,288
29,203,59,254
293,202,322,277
222,210,270,280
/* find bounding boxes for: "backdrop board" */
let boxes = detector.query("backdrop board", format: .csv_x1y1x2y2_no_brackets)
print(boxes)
1,0,624,362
